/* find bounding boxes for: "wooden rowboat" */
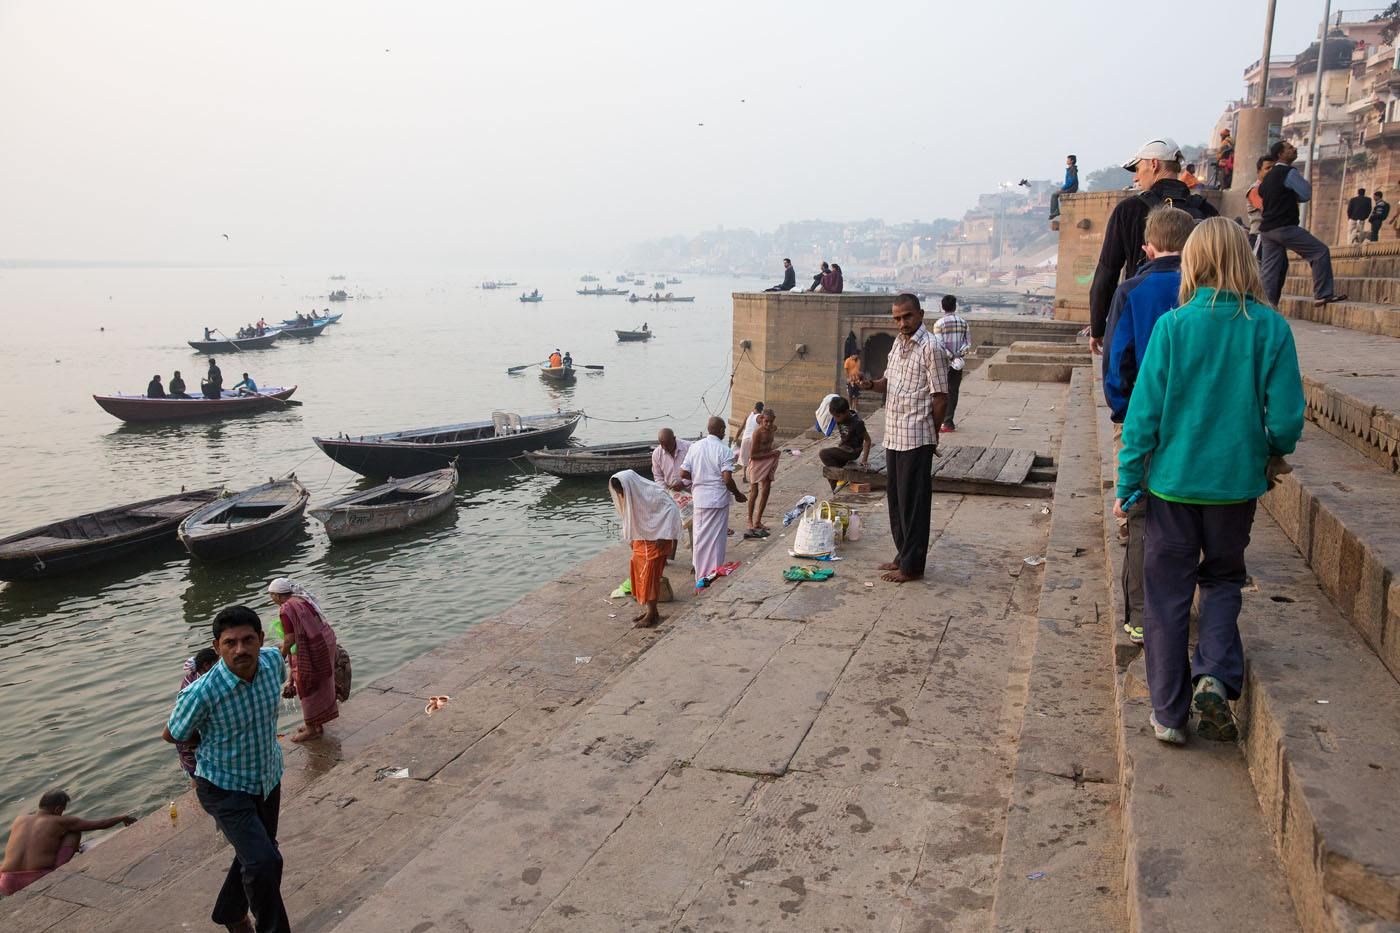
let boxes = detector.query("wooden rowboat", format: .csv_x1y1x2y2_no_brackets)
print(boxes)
93,386,298,423
313,410,582,477
279,319,331,339
178,478,309,560
187,332,281,353
525,441,656,478
310,466,457,541
0,488,222,581
539,364,575,382
615,329,652,342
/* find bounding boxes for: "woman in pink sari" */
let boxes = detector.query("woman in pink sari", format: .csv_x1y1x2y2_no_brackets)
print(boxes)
267,577,339,742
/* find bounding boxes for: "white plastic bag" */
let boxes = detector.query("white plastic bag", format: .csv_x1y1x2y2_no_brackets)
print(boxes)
793,501,837,557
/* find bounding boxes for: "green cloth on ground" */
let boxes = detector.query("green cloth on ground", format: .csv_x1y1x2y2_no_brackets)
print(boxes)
783,566,834,582
1116,288,1304,504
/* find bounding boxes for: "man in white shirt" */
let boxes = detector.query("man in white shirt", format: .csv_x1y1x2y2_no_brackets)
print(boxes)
859,294,949,583
650,428,692,491
737,402,764,468
681,417,747,583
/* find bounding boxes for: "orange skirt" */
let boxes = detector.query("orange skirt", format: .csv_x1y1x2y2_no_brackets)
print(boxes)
630,540,669,604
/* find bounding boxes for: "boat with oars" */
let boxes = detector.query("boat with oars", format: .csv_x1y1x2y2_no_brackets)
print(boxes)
313,410,583,477
188,331,282,353
94,386,298,423
311,465,457,541
279,319,332,339
278,311,343,327
0,488,223,581
539,363,575,383
519,290,544,303
178,478,310,560
616,327,653,342
524,441,656,479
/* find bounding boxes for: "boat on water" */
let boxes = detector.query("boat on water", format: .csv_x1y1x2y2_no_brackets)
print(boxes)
310,465,457,541
539,364,575,382
279,319,331,339
93,386,298,423
628,292,695,304
633,278,645,286
519,290,544,303
580,274,599,282
0,488,223,581
313,410,583,477
188,331,281,353
615,275,629,283
329,289,349,301
653,281,665,290
178,478,309,560
577,286,630,296
616,328,653,342
278,312,342,327
329,275,346,281
525,441,655,479
666,276,682,284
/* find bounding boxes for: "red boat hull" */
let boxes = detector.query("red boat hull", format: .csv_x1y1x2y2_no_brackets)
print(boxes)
93,387,298,423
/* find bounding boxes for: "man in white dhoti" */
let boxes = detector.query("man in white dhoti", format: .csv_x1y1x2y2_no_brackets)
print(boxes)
681,416,747,583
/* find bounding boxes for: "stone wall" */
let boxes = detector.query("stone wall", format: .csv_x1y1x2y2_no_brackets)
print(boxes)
1052,191,1130,323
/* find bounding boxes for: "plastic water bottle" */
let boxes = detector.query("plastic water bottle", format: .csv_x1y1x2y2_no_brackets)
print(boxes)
169,801,178,825
847,510,863,542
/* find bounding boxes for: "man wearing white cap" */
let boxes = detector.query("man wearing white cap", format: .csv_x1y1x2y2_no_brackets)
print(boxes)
1088,138,1216,354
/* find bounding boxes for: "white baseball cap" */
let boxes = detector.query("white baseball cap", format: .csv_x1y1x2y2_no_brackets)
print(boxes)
1122,138,1184,171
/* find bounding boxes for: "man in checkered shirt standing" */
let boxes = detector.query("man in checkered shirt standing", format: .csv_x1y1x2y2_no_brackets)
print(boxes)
859,293,950,583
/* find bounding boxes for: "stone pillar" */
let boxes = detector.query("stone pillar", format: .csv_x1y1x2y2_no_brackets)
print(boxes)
1052,191,1130,323
1224,106,1284,223
729,293,891,438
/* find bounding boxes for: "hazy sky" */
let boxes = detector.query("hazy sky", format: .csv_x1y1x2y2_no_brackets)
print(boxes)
0,1,1354,266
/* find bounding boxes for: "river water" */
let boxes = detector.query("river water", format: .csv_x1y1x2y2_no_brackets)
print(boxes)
0,265,746,833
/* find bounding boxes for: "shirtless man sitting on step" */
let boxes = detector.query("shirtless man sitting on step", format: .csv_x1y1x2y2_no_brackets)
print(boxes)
0,789,135,896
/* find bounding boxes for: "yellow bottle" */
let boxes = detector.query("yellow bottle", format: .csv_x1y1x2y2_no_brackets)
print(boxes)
169,801,178,824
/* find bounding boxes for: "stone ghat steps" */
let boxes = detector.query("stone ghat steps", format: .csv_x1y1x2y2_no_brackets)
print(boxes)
1277,295,1400,338
1284,274,1400,307
1092,369,1400,932
1289,253,1400,279
1261,421,1400,682
1289,319,1400,473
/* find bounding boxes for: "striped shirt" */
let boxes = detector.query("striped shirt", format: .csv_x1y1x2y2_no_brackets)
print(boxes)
167,647,285,797
933,312,971,359
883,324,951,451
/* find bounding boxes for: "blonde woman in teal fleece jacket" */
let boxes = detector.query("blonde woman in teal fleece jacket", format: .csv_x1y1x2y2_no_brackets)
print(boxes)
1114,217,1304,746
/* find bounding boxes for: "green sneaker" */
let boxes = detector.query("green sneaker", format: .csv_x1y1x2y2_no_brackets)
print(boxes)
1193,676,1239,742
1123,621,1143,645
1150,713,1186,746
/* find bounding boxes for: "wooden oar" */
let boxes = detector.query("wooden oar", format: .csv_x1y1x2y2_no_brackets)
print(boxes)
581,364,605,371
506,359,548,374
212,328,248,352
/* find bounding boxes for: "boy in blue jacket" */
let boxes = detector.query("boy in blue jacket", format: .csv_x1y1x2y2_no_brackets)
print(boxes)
1103,206,1196,644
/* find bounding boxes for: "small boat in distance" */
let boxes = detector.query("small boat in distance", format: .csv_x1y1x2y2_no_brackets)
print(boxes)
653,281,665,290
666,276,682,284
313,410,583,477
577,286,630,296
178,478,309,561
616,328,653,342
329,274,346,280
0,488,223,581
329,289,349,301
525,441,656,479
311,466,457,541
519,290,543,303
628,292,695,304
188,331,281,353
615,274,629,283
279,319,331,339
580,274,599,282
93,386,298,423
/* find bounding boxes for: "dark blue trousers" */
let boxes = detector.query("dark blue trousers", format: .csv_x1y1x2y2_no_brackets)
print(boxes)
196,779,290,933
1142,496,1256,729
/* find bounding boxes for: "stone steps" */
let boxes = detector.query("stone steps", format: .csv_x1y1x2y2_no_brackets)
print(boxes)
1284,274,1400,306
1290,319,1400,473
1277,296,1400,338
1261,421,1400,681
1289,252,1400,279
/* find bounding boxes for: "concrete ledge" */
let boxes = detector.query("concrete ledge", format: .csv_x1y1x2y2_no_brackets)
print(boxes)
1260,423,1400,681
1278,296,1400,338
1286,274,1400,306
987,361,1081,383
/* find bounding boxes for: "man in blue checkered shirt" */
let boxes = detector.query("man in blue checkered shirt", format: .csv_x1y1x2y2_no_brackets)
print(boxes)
164,605,289,933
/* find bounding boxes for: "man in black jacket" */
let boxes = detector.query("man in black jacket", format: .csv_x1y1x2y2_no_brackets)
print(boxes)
808,261,829,292
1258,140,1345,307
1088,138,1216,353
764,258,797,292
1346,188,1372,244
1370,191,1390,242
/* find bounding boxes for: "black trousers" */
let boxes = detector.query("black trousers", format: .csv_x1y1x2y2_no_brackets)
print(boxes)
885,445,935,576
819,446,860,470
944,369,963,428
1142,497,1256,729
195,779,290,933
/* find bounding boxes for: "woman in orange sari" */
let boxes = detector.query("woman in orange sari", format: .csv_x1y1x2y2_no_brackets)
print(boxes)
609,470,682,628
267,577,340,742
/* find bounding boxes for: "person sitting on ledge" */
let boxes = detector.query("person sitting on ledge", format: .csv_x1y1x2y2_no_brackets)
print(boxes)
0,789,135,896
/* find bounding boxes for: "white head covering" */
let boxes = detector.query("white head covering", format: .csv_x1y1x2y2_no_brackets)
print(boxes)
609,470,683,543
267,577,326,618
